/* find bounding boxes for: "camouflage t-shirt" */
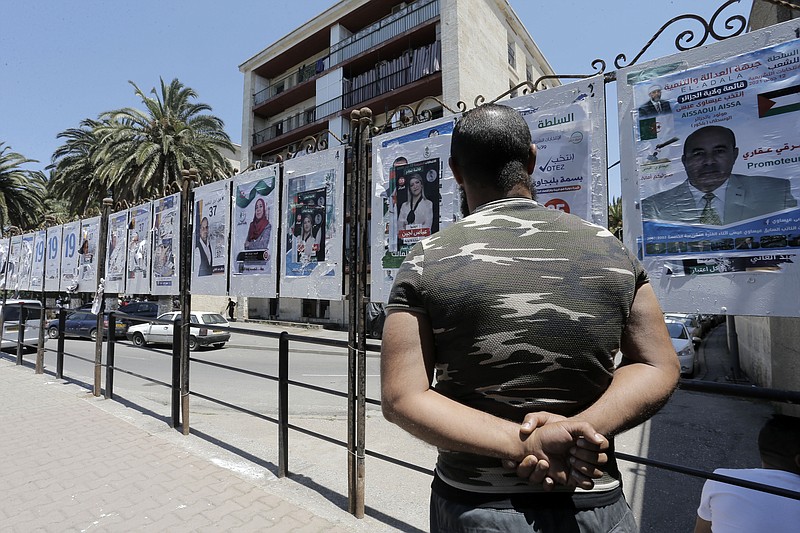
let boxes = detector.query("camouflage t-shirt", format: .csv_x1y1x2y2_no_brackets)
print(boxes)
387,198,648,495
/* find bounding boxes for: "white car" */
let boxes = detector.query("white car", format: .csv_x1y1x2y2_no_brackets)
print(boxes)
126,311,230,350
665,319,697,377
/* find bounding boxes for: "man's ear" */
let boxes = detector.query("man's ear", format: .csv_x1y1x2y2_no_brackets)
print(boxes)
449,157,464,185
527,144,537,175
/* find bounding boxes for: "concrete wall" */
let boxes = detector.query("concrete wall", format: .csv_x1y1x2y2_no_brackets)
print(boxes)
441,0,555,106
735,315,800,416
442,0,509,104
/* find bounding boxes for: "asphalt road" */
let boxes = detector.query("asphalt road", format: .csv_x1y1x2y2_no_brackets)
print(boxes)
20,321,777,532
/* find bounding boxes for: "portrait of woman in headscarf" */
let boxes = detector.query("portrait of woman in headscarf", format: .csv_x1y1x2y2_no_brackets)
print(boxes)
244,197,271,254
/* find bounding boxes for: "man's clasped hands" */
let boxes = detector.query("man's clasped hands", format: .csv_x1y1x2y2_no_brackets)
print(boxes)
502,412,610,491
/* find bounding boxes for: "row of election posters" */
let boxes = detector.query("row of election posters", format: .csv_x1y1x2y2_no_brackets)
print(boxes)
0,146,346,300
1,83,608,304
0,219,101,295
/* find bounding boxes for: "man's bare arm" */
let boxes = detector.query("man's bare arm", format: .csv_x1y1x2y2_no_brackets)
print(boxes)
380,309,606,480
571,282,680,437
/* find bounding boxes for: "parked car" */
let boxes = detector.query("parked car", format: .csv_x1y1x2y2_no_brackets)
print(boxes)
664,313,704,345
665,319,697,377
126,311,230,350
115,301,160,333
1,299,43,352
46,311,126,341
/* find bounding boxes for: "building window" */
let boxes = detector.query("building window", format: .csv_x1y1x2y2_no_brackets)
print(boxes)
526,63,533,83
509,82,518,99
507,41,516,69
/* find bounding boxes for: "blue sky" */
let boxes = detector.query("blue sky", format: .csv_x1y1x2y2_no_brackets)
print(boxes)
0,0,753,199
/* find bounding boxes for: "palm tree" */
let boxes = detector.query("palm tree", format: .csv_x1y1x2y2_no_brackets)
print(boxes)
0,143,47,231
608,195,623,241
47,118,109,217
95,78,234,202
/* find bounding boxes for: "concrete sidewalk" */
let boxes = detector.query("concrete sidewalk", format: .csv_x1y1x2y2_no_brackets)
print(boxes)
0,358,364,532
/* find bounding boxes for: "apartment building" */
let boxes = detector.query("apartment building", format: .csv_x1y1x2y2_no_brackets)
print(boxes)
238,0,556,324
239,0,555,163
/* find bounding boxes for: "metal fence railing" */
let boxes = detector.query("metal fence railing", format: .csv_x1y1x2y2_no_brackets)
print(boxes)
4,307,798,509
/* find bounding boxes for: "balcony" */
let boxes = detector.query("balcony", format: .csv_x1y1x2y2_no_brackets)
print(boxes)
251,0,439,112
252,41,441,154
329,0,439,65
254,63,323,108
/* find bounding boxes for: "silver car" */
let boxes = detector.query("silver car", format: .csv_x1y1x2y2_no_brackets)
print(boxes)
126,311,230,350
665,319,697,377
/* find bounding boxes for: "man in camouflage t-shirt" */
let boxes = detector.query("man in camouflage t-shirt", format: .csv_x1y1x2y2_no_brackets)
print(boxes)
381,104,679,532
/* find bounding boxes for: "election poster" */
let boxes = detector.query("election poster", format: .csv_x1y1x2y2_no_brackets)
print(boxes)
508,77,608,226
44,226,62,292
370,115,459,303
518,102,592,219
105,210,129,294
230,164,279,298
59,221,80,292
0,238,9,291
152,193,180,296
192,180,230,296
635,40,800,259
78,217,100,293
29,229,46,292
281,147,345,300
17,233,35,291
7,236,21,292
126,203,152,295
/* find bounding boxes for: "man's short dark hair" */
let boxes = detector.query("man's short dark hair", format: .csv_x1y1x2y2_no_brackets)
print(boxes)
683,125,737,155
758,414,800,473
450,104,532,194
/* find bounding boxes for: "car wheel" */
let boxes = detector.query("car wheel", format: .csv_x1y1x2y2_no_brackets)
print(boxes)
188,336,198,351
48,327,59,339
213,343,225,349
90,329,97,341
132,332,146,347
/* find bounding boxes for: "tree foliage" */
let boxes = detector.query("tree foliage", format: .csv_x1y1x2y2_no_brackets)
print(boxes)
47,118,109,217
608,195,623,240
49,78,234,216
0,143,47,231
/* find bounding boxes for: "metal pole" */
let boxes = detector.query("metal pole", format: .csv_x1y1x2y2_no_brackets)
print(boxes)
171,316,181,428
346,109,361,515
105,312,116,400
354,108,372,519
56,307,65,379
16,301,24,365
0,231,13,347
278,331,289,477
179,168,196,436
93,197,112,396
35,287,46,374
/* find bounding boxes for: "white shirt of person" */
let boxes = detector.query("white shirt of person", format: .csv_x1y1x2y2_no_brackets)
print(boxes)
696,467,800,532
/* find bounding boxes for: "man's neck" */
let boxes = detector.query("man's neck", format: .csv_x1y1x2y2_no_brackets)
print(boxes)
467,182,532,212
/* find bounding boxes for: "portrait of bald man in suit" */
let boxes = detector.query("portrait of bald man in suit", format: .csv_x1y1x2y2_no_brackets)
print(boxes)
641,126,797,225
